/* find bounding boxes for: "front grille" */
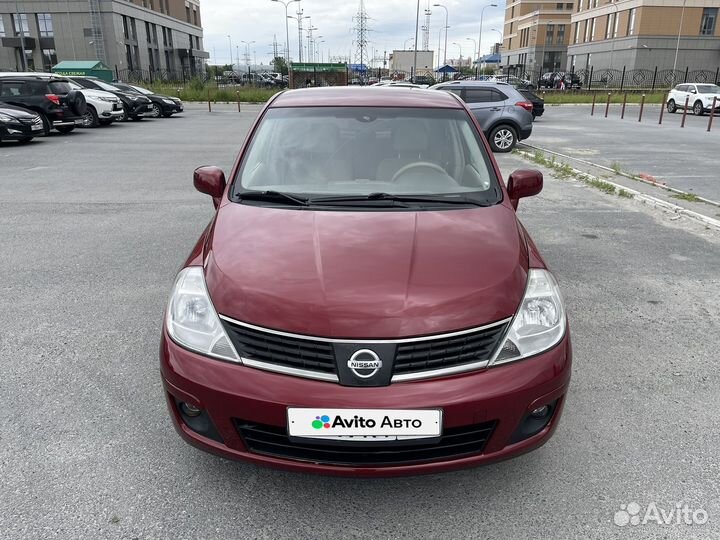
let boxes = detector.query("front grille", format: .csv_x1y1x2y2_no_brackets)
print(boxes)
20,116,42,127
393,323,508,375
222,320,336,374
236,420,496,466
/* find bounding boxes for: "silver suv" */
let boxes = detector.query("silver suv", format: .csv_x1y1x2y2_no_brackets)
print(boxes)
430,81,534,152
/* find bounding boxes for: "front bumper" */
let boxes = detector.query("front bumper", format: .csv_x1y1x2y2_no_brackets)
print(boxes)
161,101,184,114
160,327,571,476
0,122,37,140
126,102,152,117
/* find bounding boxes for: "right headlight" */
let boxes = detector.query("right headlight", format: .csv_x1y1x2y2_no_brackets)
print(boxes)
166,267,240,363
491,269,566,366
0,112,17,122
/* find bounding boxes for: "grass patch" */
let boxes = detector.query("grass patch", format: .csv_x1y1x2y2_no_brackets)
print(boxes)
539,91,666,105
586,178,617,195
671,192,701,203
617,189,633,198
145,83,280,103
610,161,622,175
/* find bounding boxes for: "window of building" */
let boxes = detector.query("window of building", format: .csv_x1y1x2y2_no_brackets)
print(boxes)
592,0,598,8
565,3,573,9
584,19,591,41
148,47,155,70
0,17,5,37
131,18,138,40
590,18,596,41
167,28,173,47
627,8,636,35
165,49,173,70
556,3,563,9
37,14,53,37
511,6,515,17
574,21,580,43
134,45,141,68
557,24,565,43
613,10,619,37
145,21,151,42
546,24,555,46
185,4,191,23
193,7,198,26
41,48,57,70
13,13,29,36
606,13,613,39
152,24,158,44
700,8,717,35
23,49,34,70
122,15,129,39
126,44,134,69
510,21,513,33
570,54,575,70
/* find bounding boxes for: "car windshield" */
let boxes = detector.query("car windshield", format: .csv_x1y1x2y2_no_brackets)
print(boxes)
92,79,122,92
130,85,153,95
696,84,720,94
234,106,501,206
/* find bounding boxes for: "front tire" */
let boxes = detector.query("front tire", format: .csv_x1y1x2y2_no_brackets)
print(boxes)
693,100,704,116
489,124,517,153
150,103,162,118
667,99,676,113
81,105,99,128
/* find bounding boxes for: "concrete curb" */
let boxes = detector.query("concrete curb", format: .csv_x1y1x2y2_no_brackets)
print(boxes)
514,148,720,232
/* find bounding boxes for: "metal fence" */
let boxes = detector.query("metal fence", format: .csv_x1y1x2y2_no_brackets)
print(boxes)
507,66,720,91
114,68,210,84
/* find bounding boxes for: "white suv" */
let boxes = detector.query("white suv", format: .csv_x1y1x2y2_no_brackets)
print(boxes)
67,81,124,127
666,83,720,116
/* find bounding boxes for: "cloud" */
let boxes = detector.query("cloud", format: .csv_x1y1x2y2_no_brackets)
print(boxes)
201,0,506,66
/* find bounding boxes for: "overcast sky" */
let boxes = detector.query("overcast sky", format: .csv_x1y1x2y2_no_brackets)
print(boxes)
201,0,507,67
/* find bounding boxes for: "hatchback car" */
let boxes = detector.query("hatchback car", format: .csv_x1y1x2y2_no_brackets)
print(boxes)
430,81,534,152
160,87,571,476
666,83,720,116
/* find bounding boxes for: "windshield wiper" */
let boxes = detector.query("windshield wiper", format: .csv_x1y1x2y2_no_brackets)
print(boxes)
310,192,493,207
238,190,310,206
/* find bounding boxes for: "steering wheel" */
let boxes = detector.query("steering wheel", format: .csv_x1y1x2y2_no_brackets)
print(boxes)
390,161,448,183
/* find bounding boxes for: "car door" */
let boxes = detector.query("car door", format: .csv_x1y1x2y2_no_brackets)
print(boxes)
675,85,690,108
462,88,503,133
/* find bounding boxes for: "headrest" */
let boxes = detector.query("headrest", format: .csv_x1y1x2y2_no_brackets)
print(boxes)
393,122,429,153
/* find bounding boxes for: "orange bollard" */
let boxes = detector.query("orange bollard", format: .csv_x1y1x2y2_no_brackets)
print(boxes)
658,97,665,124
208,88,212,112
621,93,627,119
638,94,645,122
237,91,241,112
591,92,597,116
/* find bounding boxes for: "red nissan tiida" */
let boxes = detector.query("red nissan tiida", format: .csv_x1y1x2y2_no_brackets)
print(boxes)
160,87,571,476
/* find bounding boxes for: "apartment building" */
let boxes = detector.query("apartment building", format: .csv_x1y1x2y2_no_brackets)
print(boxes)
0,0,208,77
501,0,575,74
567,0,720,72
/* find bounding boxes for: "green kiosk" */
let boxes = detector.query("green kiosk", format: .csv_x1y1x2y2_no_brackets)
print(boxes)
51,61,114,82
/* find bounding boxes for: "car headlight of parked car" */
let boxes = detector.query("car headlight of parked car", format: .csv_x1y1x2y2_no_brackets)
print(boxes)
491,269,566,365
166,266,240,362
0,112,17,122
162,98,176,105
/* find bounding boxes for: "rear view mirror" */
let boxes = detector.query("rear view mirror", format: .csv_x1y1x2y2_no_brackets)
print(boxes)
193,166,226,204
507,169,543,209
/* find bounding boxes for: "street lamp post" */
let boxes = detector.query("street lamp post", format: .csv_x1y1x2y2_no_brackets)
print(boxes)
271,0,300,63
241,39,255,82
466,38,477,78
227,34,233,70
672,0,687,85
478,3,498,77
413,0,421,82
433,4,449,65
452,42,463,69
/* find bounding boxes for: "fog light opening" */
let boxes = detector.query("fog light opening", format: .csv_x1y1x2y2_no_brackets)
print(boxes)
530,405,549,418
180,402,202,417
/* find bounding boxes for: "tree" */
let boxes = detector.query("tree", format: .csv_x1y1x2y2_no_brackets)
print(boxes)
273,57,288,75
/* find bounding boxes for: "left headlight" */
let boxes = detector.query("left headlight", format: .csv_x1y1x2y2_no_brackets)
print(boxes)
166,266,240,362
0,112,17,122
162,98,175,105
491,269,566,366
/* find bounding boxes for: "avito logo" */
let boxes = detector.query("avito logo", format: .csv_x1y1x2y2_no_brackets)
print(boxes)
312,415,332,429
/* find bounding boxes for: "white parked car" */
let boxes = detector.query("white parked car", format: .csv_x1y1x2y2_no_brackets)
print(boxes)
67,81,124,127
666,83,720,116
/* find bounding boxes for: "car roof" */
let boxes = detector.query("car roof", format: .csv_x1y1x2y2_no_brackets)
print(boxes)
269,86,463,109
433,80,511,87
0,72,69,81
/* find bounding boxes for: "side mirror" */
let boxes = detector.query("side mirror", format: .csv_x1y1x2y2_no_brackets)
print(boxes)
193,166,226,205
507,169,543,210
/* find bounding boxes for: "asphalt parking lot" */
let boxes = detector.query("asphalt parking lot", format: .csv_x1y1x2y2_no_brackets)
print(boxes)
1,104,719,539
528,104,720,204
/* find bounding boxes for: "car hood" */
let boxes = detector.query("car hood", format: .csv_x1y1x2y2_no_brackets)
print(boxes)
204,203,529,339
0,102,37,119
78,88,118,100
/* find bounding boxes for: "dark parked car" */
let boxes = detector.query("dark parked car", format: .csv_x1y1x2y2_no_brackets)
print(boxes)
430,80,534,152
518,88,545,119
538,72,582,90
160,87,571,476
67,76,152,121
0,102,44,143
0,74,86,135
110,82,184,118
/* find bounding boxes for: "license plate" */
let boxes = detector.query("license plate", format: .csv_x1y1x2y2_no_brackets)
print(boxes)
287,408,442,439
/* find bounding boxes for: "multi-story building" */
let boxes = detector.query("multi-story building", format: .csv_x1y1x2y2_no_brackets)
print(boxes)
501,0,575,74
0,0,208,78
567,0,720,72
